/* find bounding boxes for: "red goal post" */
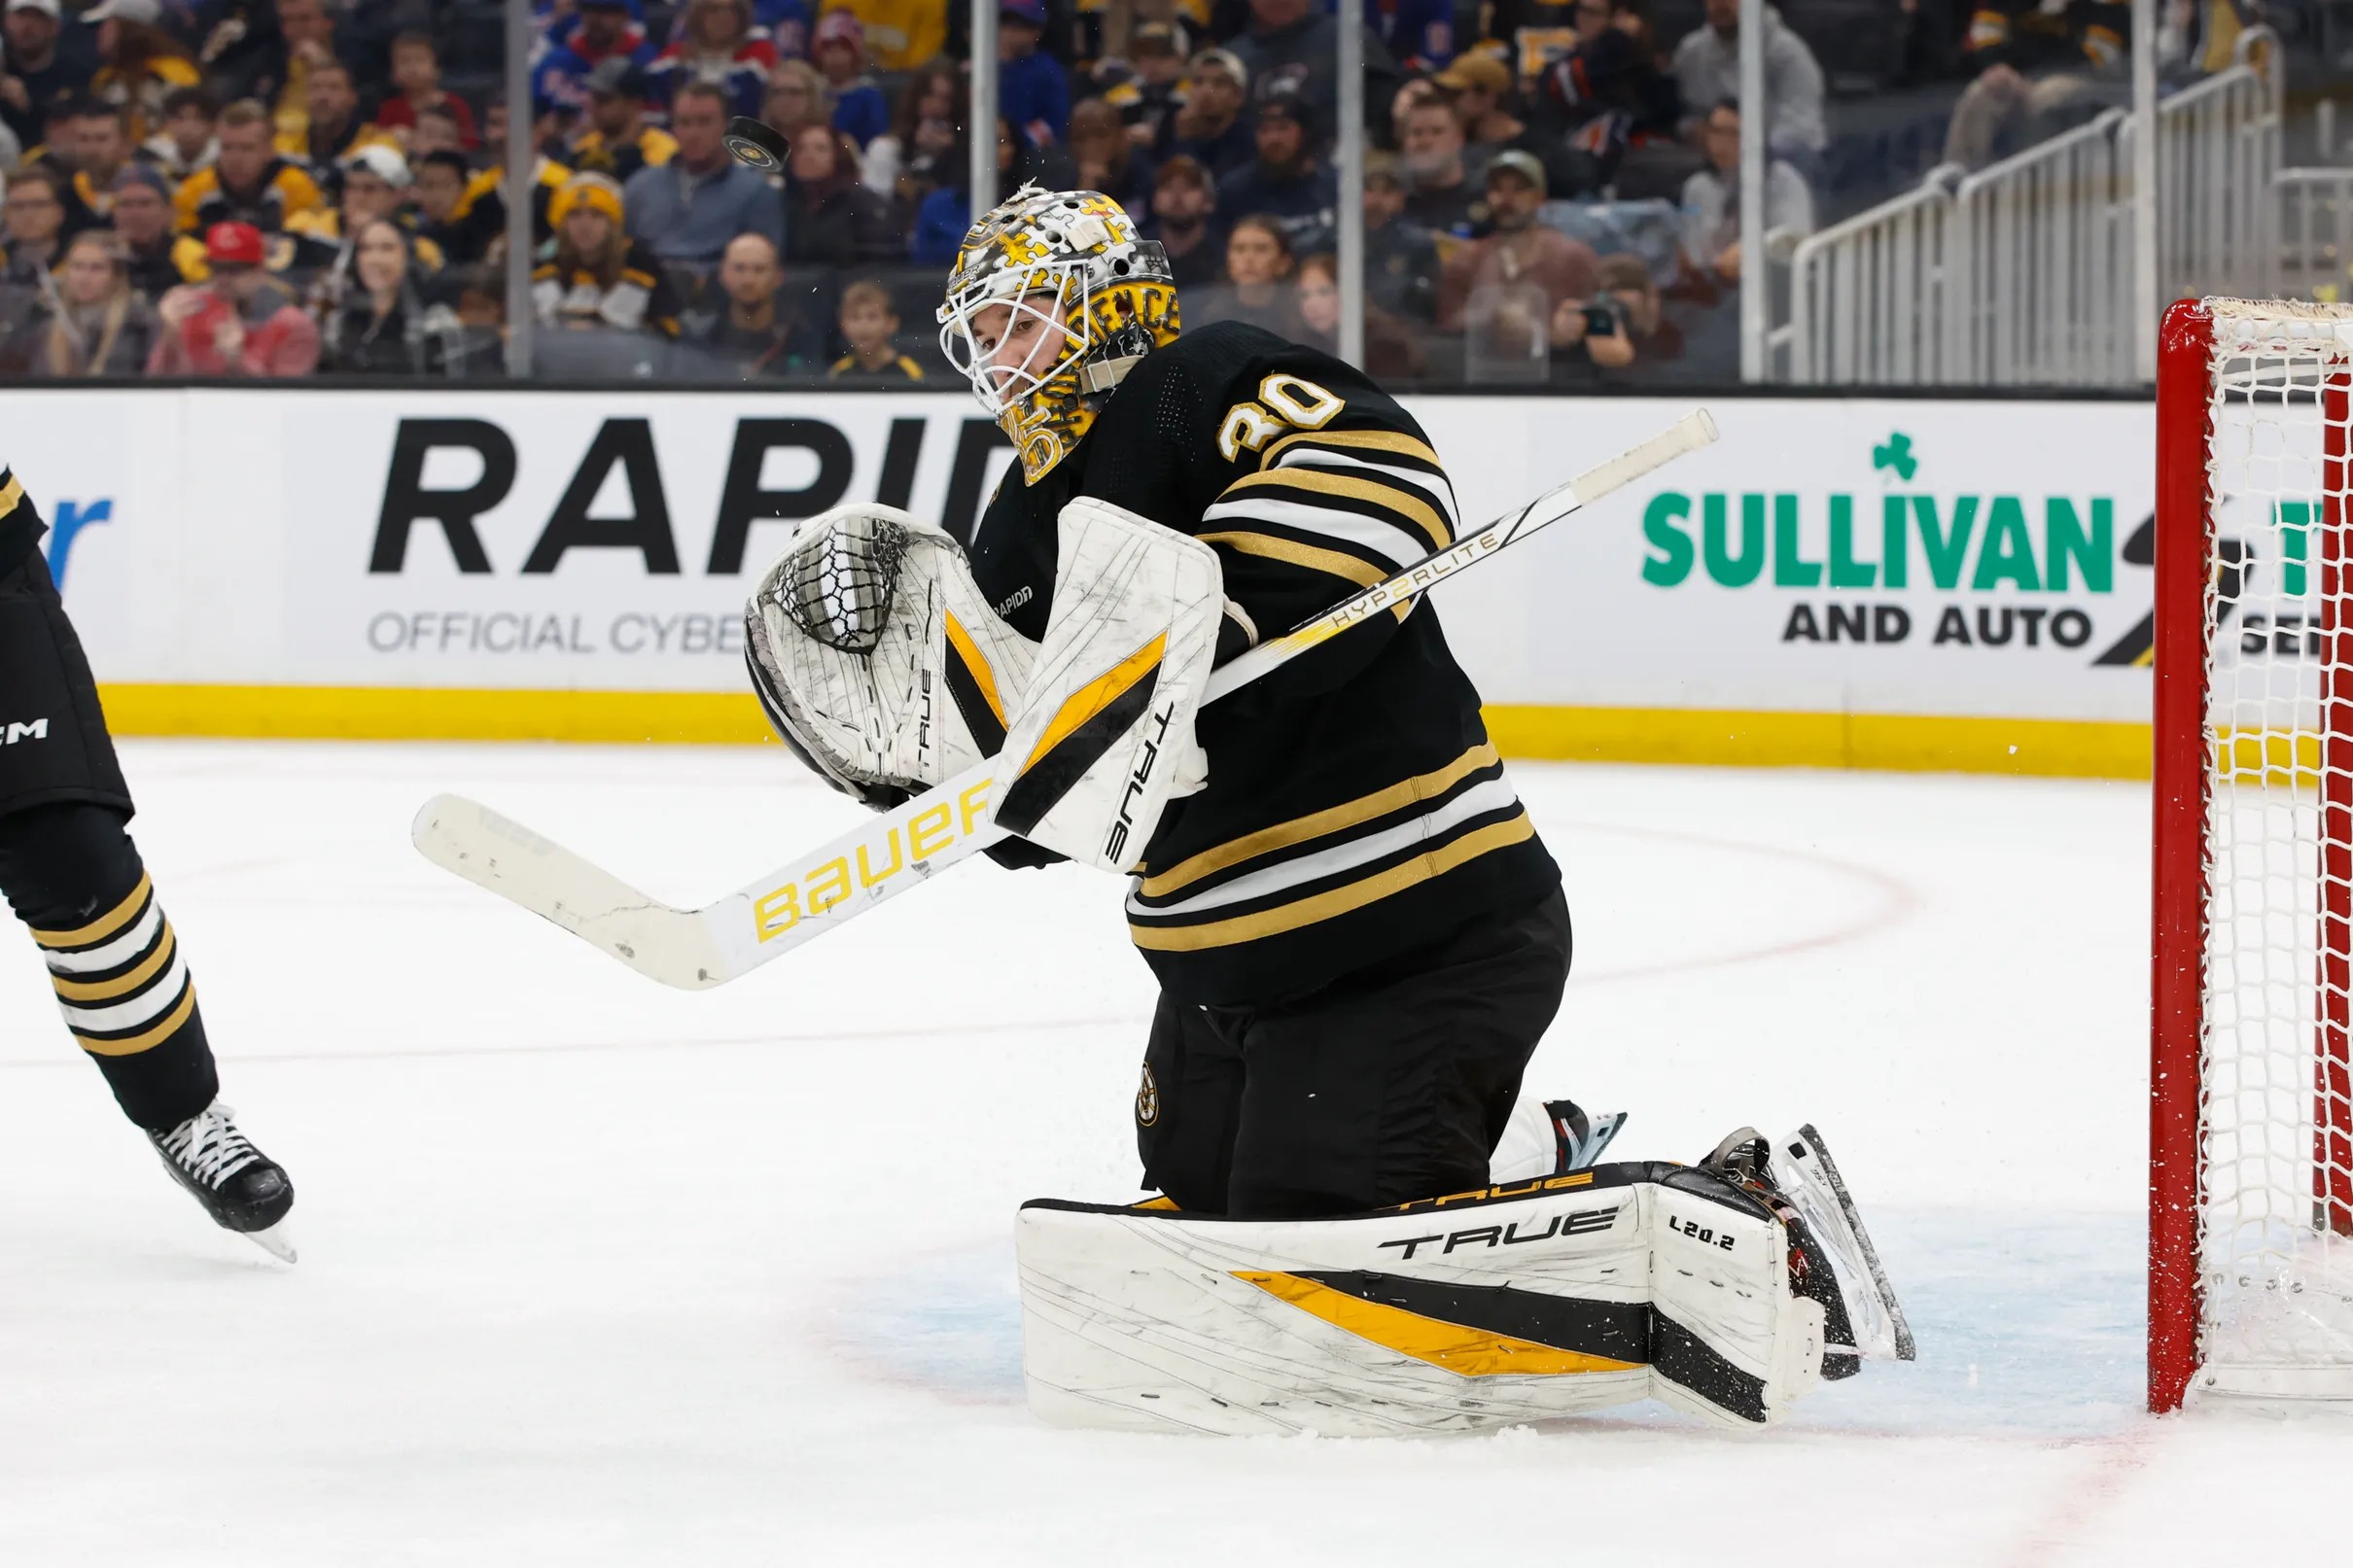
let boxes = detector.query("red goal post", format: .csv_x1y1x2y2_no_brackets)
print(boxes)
2151,296,2353,1413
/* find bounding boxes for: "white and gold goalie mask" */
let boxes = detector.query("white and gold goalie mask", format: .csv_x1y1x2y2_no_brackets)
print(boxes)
935,185,1180,486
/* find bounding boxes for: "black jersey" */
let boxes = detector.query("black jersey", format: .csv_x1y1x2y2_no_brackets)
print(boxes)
0,466,46,575
964,322,1560,1007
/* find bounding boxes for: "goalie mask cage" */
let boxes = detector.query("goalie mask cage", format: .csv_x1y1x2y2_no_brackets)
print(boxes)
2152,297,2353,1412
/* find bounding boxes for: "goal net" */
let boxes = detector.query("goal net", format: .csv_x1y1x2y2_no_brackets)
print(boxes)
2153,296,2353,1411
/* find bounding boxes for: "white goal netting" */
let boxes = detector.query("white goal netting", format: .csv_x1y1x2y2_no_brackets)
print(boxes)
2195,299,2353,1400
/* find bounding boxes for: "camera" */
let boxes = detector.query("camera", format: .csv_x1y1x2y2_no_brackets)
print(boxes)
1580,300,1620,337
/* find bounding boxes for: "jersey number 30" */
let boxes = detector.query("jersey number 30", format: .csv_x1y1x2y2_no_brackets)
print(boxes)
1216,373,1345,463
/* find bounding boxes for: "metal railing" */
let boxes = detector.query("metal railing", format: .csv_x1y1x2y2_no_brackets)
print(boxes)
1774,29,2295,386
1949,109,2132,385
2278,167,2353,298
1779,166,1962,382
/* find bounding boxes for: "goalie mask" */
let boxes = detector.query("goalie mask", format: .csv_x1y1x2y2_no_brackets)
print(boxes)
936,185,1180,486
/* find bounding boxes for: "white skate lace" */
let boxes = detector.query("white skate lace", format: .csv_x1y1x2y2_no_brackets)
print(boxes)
158,1104,261,1189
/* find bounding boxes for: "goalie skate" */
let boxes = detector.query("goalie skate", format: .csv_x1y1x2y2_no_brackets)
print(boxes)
1706,1124,1914,1370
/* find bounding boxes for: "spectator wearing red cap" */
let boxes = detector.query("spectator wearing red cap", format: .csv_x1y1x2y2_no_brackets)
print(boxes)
998,0,1070,146
812,10,888,150
148,220,320,375
650,0,779,122
373,33,478,154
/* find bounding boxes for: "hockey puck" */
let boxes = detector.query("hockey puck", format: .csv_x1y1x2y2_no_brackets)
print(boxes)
724,118,791,172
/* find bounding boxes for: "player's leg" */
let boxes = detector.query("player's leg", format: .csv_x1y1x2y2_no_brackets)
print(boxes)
0,548,293,1254
1223,887,1573,1219
1134,993,1247,1213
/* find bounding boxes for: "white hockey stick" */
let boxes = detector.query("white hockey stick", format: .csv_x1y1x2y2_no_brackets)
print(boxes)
412,409,1719,989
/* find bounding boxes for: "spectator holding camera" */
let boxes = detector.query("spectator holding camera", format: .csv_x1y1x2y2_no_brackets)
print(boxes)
1551,254,1683,379
1436,151,1600,332
148,220,320,375
10,229,158,376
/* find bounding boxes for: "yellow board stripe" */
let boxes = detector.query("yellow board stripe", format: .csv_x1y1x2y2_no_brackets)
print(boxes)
86,685,2160,781
1221,466,1452,550
31,873,151,949
943,612,1007,727
1133,815,1535,952
51,923,175,1003
75,979,195,1058
1018,632,1167,779
1141,743,1500,897
1235,1271,1643,1378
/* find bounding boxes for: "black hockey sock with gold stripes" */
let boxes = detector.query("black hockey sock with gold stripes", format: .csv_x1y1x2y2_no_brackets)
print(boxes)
0,803,219,1132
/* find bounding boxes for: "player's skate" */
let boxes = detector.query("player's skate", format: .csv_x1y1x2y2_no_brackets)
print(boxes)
1491,1096,1628,1182
149,1101,296,1263
1703,1125,1914,1376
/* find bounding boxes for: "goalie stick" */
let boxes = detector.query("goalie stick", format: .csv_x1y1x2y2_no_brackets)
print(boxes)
411,408,1720,989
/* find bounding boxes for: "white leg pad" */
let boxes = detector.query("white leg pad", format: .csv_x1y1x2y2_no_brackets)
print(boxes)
1016,1167,1827,1437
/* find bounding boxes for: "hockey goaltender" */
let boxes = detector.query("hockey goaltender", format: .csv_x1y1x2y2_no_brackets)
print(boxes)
743,183,1917,1436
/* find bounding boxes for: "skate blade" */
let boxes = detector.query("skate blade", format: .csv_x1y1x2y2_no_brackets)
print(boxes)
1774,1124,1914,1362
238,1221,297,1264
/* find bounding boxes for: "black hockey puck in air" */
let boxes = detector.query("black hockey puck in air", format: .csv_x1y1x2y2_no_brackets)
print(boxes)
724,118,791,172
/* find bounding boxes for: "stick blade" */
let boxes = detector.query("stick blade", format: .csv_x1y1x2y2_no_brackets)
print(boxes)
410,793,735,991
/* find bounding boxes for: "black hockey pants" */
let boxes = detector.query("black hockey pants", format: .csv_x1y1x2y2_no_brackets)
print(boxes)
1136,887,1572,1218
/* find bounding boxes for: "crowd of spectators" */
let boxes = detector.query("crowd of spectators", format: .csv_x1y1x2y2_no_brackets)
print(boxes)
0,0,2297,386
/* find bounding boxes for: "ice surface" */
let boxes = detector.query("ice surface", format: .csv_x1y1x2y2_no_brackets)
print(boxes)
4,741,2350,1565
